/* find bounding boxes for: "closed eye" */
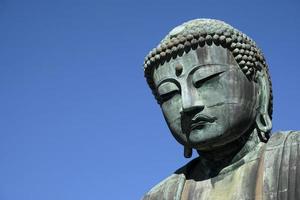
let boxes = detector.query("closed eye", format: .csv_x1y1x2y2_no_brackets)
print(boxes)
157,81,180,103
193,71,225,88
159,90,180,102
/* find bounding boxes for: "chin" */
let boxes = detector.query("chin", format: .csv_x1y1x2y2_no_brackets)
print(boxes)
186,131,214,150
187,126,230,150
188,129,208,143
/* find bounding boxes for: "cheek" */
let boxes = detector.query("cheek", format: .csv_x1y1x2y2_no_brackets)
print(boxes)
161,95,188,144
161,94,182,124
216,72,258,134
225,72,258,119
200,70,258,136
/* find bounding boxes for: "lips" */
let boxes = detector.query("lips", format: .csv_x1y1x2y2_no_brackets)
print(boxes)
190,113,216,130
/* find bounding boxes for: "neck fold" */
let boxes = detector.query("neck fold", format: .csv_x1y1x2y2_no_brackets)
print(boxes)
196,128,264,175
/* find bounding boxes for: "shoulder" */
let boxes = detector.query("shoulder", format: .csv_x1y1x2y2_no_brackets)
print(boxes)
262,130,300,199
266,130,300,150
141,173,186,200
263,130,300,171
141,158,200,200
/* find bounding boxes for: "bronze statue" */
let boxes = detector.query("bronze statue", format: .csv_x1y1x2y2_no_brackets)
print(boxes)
142,19,300,200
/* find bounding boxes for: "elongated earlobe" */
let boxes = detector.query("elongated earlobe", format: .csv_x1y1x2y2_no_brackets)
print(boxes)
255,70,272,142
184,146,192,158
256,113,272,141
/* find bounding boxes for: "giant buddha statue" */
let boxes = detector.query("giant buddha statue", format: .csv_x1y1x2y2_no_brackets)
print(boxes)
142,19,300,200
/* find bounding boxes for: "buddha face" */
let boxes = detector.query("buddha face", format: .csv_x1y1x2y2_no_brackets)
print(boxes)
153,45,259,150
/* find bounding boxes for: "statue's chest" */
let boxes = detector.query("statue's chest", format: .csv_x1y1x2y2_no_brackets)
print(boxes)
181,159,260,200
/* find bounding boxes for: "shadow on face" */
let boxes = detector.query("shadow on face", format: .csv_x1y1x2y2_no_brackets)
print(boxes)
153,45,259,150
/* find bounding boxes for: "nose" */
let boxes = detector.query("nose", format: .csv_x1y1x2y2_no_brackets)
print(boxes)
180,84,205,135
180,85,205,115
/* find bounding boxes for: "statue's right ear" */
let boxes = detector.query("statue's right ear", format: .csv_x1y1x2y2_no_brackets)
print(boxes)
255,69,272,142
184,146,192,158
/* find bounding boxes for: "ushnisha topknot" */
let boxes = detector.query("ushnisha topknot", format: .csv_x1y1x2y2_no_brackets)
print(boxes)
143,18,273,117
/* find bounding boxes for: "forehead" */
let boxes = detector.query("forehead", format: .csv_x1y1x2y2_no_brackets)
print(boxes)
153,45,237,85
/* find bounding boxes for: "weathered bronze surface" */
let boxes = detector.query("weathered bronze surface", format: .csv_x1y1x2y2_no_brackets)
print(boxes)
142,19,300,200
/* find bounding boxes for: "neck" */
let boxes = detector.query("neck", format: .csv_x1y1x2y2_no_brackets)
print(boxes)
195,128,264,177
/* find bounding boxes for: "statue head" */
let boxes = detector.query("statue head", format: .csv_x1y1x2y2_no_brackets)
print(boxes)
144,19,272,157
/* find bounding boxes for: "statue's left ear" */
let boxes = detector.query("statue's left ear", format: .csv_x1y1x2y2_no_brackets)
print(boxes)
255,69,272,142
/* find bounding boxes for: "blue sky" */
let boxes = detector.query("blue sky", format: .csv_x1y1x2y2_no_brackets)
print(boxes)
0,0,300,199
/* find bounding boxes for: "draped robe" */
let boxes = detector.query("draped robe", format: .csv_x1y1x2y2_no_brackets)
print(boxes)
142,131,300,200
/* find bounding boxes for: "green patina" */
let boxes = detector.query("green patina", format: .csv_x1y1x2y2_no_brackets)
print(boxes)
142,19,300,200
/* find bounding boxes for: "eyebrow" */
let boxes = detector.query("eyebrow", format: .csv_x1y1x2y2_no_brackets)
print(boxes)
190,63,230,74
156,78,180,89
156,63,230,88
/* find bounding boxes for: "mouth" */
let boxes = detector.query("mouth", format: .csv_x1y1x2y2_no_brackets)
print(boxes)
190,113,216,130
